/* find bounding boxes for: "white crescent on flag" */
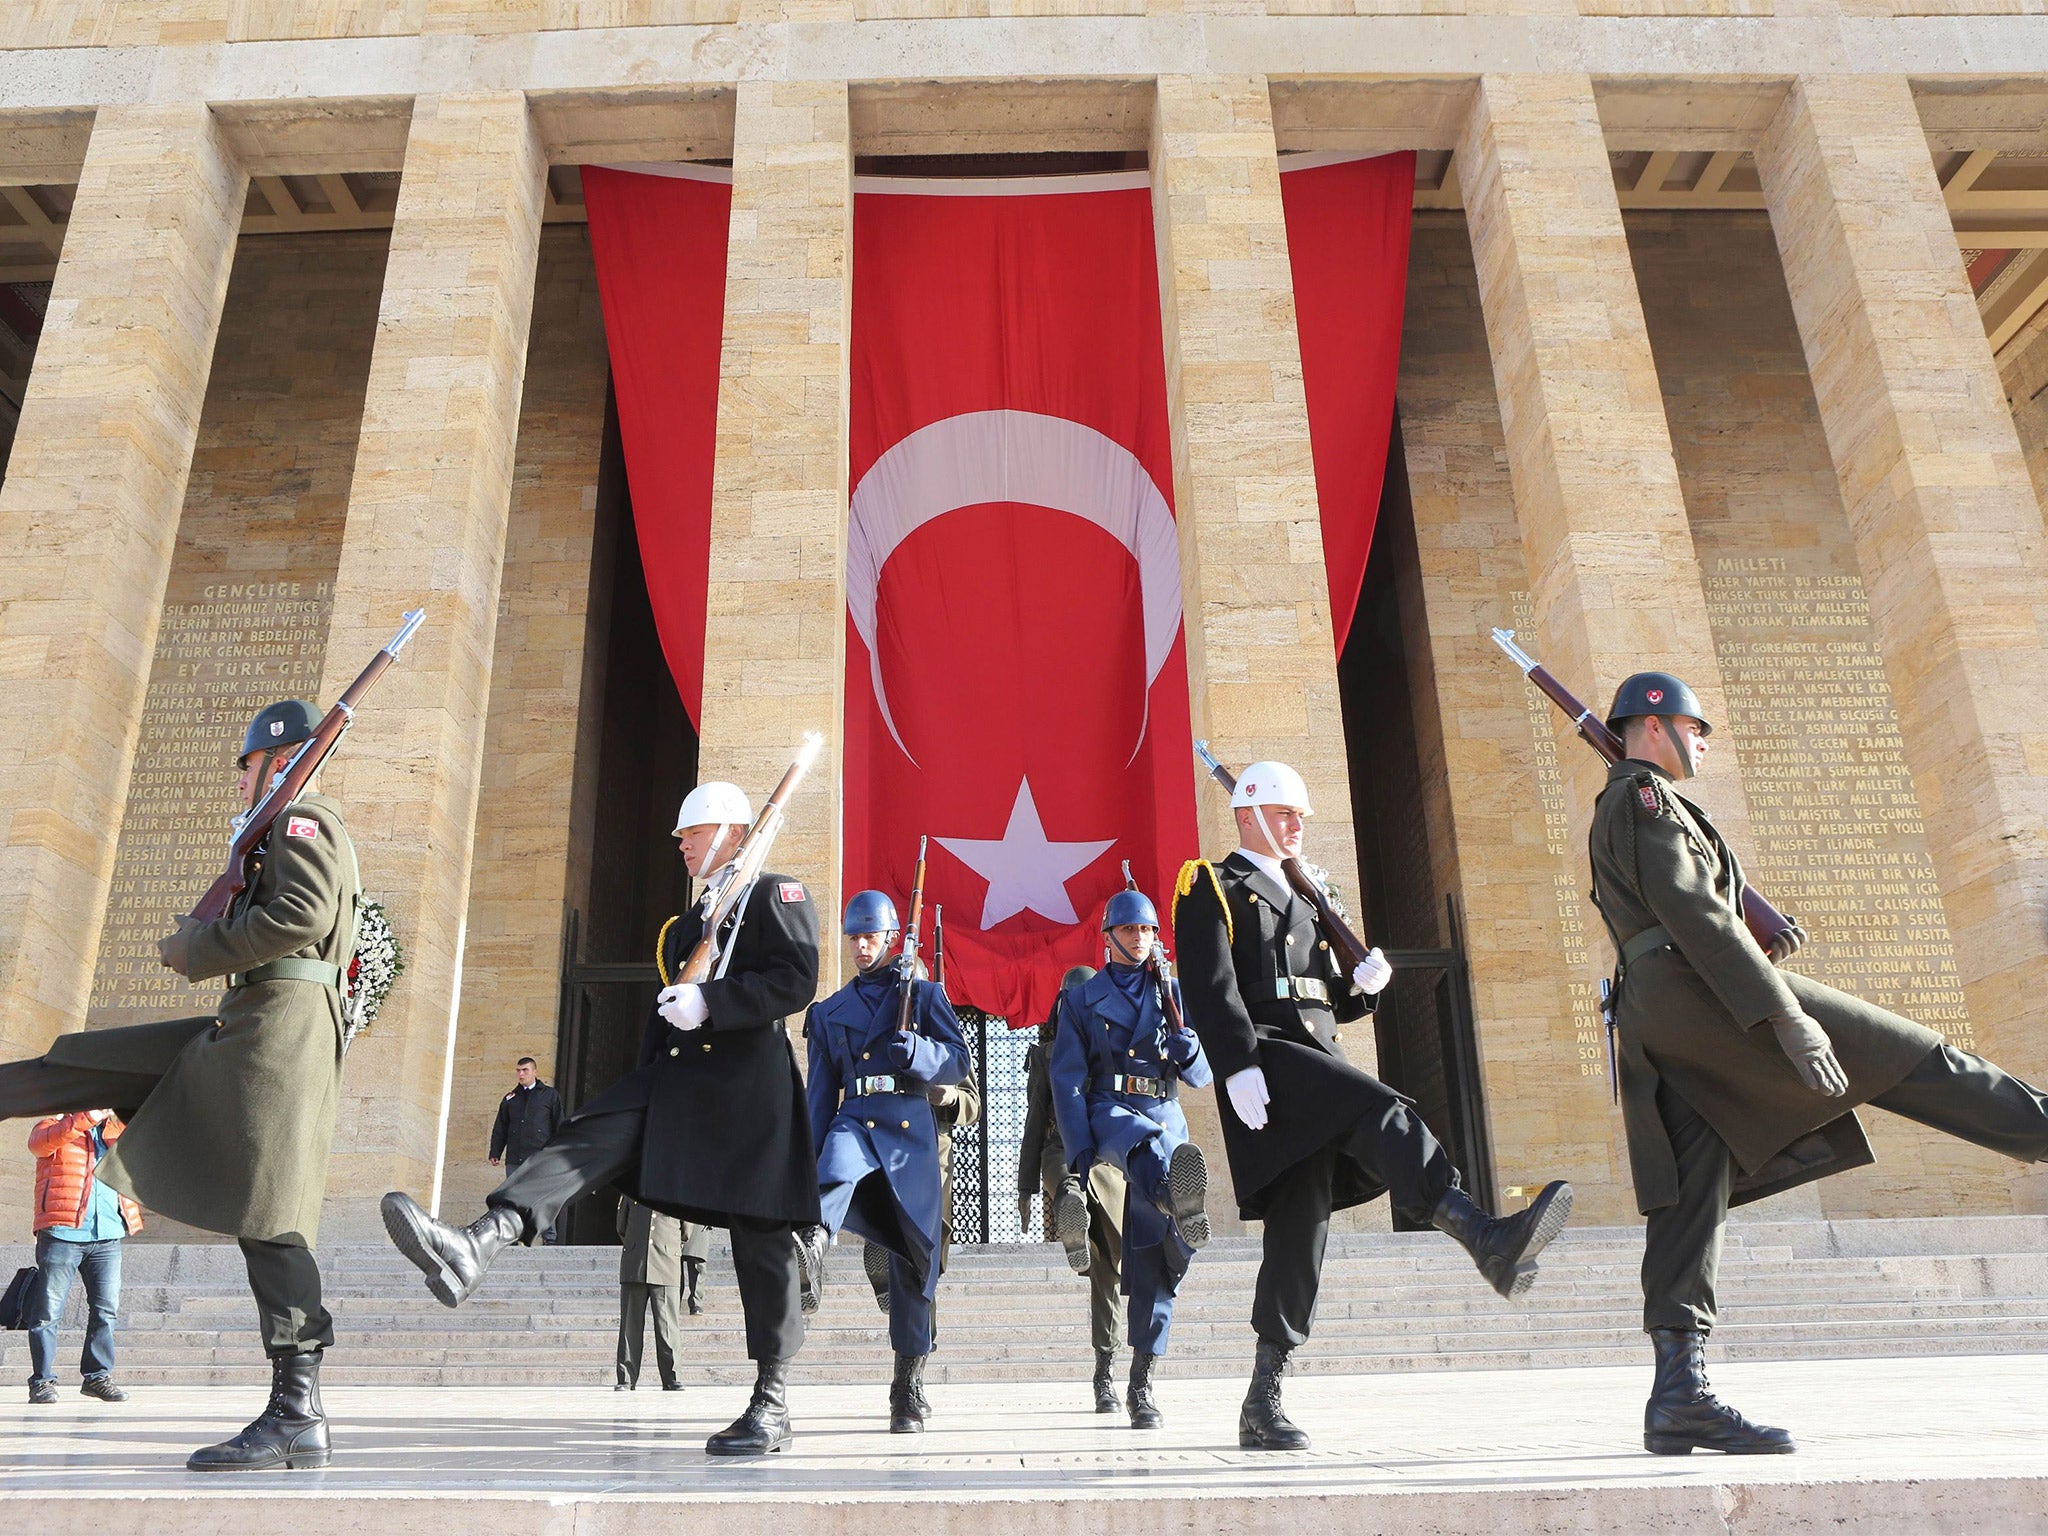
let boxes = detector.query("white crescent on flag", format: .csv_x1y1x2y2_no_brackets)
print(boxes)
846,408,1183,767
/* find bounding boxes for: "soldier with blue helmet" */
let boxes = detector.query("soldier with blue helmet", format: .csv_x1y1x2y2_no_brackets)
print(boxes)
804,889,971,1433
1048,885,1214,1428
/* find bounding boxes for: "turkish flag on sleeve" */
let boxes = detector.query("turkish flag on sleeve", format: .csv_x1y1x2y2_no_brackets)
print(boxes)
847,174,1200,1028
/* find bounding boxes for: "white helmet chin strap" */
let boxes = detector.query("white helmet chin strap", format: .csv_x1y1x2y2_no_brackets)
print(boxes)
692,822,730,884
1253,803,1287,861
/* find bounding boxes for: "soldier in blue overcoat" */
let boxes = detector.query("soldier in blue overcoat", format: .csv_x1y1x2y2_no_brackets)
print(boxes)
805,889,971,1433
1050,888,1214,1428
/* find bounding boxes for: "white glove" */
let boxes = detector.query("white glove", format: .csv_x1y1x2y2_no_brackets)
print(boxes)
658,983,708,1031
1353,948,1393,996
1226,1066,1271,1130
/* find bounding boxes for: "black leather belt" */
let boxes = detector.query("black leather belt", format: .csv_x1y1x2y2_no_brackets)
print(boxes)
1089,1073,1177,1100
849,1074,916,1097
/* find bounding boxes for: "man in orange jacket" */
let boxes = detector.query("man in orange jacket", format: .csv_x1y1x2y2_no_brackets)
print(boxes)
26,1110,142,1404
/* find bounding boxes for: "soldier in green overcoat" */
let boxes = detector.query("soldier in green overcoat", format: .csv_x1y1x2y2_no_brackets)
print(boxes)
0,700,359,1472
1590,671,2048,1457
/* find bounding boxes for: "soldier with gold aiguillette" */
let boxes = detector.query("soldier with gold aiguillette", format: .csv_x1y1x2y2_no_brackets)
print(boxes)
1590,672,2048,1457
0,699,362,1472
1174,757,1574,1451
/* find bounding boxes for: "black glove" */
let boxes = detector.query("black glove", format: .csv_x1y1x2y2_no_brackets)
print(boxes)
1765,1008,1847,1097
1766,921,1808,965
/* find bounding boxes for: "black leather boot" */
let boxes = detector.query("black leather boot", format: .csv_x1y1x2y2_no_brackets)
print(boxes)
1092,1347,1120,1413
1155,1143,1211,1250
1644,1329,1796,1455
187,1351,330,1471
1429,1180,1573,1300
862,1239,892,1313
1126,1350,1162,1429
1054,1188,1090,1275
1238,1339,1309,1450
888,1353,928,1434
707,1358,794,1455
381,1193,522,1308
795,1225,828,1317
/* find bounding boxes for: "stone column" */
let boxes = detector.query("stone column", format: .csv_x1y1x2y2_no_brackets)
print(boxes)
697,81,852,986
1757,76,2048,1209
1151,76,1369,1234
1458,75,1764,1201
1150,76,1360,891
316,93,547,1232
0,106,244,1225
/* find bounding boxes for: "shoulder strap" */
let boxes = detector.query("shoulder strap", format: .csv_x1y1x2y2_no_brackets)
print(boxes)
1171,858,1233,944
655,915,681,987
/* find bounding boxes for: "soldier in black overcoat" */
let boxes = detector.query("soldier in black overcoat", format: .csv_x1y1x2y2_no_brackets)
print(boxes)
382,778,823,1456
1173,760,1574,1450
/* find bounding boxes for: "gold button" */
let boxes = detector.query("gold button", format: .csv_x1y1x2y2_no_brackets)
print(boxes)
867,1120,876,1129
1319,941,1329,951
669,1047,679,1057
1306,1021,1316,1033
862,1052,870,1061
700,1043,711,1053
1247,894,1258,905
1334,1032,1343,1042
1128,1048,1137,1057
901,1120,910,1129
1285,935,1295,947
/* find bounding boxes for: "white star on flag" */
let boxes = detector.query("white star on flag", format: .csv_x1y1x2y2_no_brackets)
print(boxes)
937,778,1115,930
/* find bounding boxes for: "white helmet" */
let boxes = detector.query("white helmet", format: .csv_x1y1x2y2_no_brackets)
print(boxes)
1231,761,1314,816
673,781,753,835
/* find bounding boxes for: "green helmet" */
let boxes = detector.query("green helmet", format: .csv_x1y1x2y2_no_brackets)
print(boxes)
1607,673,1712,736
240,700,318,764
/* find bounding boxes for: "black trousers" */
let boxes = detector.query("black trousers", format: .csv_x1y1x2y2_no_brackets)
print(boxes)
486,1103,804,1361
1253,1082,1459,1348
0,1053,333,1357
1643,1042,2048,1333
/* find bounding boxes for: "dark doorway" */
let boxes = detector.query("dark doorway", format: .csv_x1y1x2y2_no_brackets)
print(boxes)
552,386,700,1244
1337,413,1495,1222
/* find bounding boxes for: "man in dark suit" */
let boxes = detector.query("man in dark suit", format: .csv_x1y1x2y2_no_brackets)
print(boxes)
490,1057,564,1241
1173,760,1573,1450
381,779,821,1456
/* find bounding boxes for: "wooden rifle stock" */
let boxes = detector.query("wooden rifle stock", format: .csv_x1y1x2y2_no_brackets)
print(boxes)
931,904,946,990
1191,741,1377,980
896,836,929,1035
1489,628,1796,952
190,608,425,923
1121,858,1186,1033
675,733,825,987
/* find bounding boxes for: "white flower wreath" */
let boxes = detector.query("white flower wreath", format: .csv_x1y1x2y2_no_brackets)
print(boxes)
342,897,403,1051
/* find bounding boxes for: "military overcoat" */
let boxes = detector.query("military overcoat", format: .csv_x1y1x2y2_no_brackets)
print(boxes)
1590,760,1941,1212
575,871,822,1227
54,793,359,1245
1172,851,1382,1219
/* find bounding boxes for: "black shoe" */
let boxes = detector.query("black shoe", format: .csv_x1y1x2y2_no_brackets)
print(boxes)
794,1226,828,1317
1159,1143,1210,1250
687,1297,703,1316
28,1380,56,1405
1054,1188,1090,1275
381,1192,522,1308
707,1358,792,1455
1092,1347,1120,1413
1429,1181,1572,1301
187,1351,331,1471
1238,1340,1309,1450
1644,1329,1796,1455
1127,1351,1162,1429
80,1376,127,1403
888,1353,928,1434
862,1240,892,1313
662,1381,682,1392
615,1381,633,1391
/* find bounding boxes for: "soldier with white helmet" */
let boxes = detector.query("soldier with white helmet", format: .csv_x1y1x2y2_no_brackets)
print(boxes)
384,777,823,1456
1173,760,1573,1450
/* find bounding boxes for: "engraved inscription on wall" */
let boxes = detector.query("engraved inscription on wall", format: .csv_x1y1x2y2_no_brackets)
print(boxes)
1508,590,1607,1085
87,582,333,1022
1702,558,1973,1049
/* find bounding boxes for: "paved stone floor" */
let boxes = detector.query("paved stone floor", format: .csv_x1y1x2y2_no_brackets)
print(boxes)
2,1355,2044,1531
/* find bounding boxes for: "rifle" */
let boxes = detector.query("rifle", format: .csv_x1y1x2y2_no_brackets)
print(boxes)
1122,858,1187,1034
896,836,929,1035
931,904,946,991
190,608,426,923
1489,628,1797,953
1192,741,1376,981
672,732,826,987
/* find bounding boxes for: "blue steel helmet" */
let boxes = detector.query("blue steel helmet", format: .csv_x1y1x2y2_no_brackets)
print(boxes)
842,889,901,936
240,700,318,765
1103,889,1160,931
1606,672,1713,737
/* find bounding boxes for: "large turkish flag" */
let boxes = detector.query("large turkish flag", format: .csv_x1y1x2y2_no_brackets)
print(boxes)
847,173,1199,1028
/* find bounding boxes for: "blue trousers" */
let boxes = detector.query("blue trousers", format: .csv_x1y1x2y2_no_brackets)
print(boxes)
27,1234,120,1384
884,1250,934,1357
1098,1134,1184,1356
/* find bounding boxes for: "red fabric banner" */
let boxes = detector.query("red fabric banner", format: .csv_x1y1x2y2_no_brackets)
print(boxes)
1279,151,1416,650
847,175,1199,1028
581,164,733,727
